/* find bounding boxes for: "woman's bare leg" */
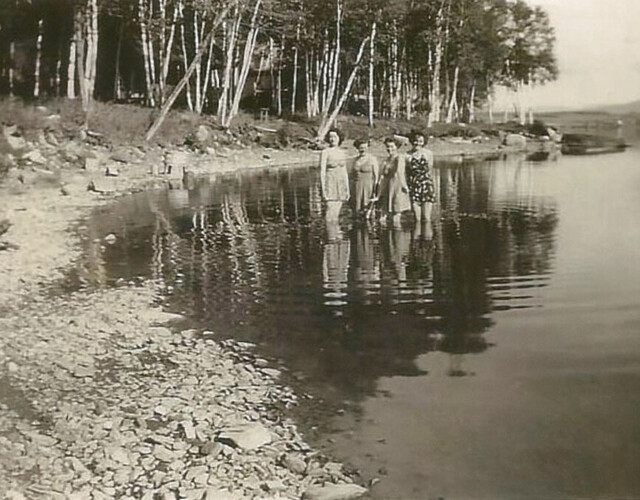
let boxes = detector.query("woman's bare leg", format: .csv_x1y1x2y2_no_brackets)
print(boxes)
412,203,422,224
421,202,433,222
326,201,342,221
421,220,433,240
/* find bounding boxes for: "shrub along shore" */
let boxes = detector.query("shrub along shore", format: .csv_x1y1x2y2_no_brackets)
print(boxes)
0,99,536,499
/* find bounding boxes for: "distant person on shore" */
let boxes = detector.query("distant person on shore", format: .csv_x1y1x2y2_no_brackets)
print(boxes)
377,137,411,226
320,128,349,222
406,130,436,225
352,138,379,218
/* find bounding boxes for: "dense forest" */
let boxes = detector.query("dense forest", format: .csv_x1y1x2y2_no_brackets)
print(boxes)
0,0,557,137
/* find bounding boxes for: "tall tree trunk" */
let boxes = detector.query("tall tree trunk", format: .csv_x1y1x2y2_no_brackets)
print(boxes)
224,0,262,127
517,82,525,125
276,38,284,116
217,6,241,125
147,2,233,141
317,36,369,141
67,35,76,98
467,80,475,123
84,0,99,106
428,1,448,126
160,5,179,104
9,42,15,97
199,29,216,113
291,23,300,115
367,20,376,127
139,0,154,106
193,11,203,111
55,40,63,96
320,0,342,124
74,8,87,112
114,19,124,100
319,34,330,112
177,0,193,110
34,19,43,98
304,51,312,117
268,37,275,108
445,65,459,123
389,23,399,119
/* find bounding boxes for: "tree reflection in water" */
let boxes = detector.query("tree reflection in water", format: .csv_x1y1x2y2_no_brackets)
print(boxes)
91,158,558,404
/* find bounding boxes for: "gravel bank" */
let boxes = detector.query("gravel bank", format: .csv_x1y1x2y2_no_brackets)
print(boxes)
0,139,368,499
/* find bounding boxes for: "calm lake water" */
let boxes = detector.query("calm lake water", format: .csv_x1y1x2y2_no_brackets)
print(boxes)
86,147,640,499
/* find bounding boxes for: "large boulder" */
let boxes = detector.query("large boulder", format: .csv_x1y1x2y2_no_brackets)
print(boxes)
504,133,527,148
302,484,368,500
217,423,272,450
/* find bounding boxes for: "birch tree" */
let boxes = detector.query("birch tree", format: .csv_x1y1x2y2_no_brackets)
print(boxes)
73,0,99,114
501,0,557,124
316,35,369,140
137,0,179,107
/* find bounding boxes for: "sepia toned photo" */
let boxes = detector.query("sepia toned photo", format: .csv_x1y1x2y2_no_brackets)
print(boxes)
1,0,638,498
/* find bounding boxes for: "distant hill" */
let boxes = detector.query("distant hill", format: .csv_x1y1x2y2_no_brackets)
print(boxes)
591,100,640,115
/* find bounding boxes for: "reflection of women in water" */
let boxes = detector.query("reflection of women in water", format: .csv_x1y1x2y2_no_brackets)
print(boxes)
406,131,436,224
379,226,412,298
353,227,380,298
320,128,349,222
322,228,351,307
352,139,379,217
377,137,411,225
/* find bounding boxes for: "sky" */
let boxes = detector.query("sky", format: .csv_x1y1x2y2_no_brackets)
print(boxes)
496,0,640,111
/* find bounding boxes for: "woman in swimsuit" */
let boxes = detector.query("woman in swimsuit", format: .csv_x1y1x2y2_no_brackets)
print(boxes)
352,139,379,218
406,131,436,224
377,137,410,226
320,128,349,222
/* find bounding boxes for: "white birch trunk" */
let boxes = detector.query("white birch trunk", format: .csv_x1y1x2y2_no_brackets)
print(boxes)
304,51,312,117
67,28,76,98
85,0,99,103
428,4,446,125
390,27,399,118
178,0,193,110
291,23,300,114
468,80,475,123
321,0,341,122
159,0,166,98
160,6,179,103
446,65,459,123
317,36,369,141
277,39,284,116
311,48,321,116
320,35,329,112
9,41,15,97
367,20,376,127
199,30,216,113
139,0,154,106
224,0,262,127
217,7,241,124
34,19,43,98
55,41,63,95
517,82,525,125
74,7,87,111
147,2,233,141
114,20,124,100
194,12,202,112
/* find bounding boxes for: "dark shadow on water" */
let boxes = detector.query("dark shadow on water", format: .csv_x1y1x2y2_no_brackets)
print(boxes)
78,159,558,413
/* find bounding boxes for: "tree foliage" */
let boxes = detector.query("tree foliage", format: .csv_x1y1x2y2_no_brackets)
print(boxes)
0,0,558,129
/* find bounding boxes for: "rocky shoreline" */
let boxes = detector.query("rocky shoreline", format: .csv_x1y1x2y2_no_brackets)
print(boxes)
0,117,520,499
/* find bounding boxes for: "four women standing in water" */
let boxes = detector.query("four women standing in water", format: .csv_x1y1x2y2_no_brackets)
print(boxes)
319,128,436,228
